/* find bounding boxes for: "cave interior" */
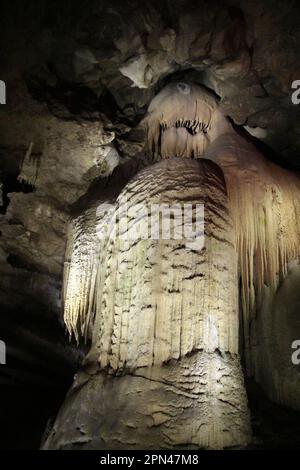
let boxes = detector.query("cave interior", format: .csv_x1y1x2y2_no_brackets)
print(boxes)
1,0,300,450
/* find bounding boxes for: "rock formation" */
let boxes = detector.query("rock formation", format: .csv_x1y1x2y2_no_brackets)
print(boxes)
2,0,300,450
44,156,251,450
43,82,300,449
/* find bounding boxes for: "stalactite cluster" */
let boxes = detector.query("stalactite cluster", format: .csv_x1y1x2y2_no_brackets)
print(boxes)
63,202,115,342
205,134,300,368
143,82,219,159
18,142,41,187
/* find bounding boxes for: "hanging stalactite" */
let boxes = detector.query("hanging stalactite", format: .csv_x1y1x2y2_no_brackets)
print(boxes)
142,81,231,160
205,133,300,367
63,201,115,342
18,142,41,187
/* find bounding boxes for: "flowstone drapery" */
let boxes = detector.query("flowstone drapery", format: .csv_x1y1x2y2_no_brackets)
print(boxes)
43,82,300,450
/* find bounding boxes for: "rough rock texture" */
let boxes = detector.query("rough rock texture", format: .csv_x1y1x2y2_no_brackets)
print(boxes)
43,351,250,450
44,158,251,449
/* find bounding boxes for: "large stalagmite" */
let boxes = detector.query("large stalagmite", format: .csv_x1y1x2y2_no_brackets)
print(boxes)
43,82,300,450
44,157,251,449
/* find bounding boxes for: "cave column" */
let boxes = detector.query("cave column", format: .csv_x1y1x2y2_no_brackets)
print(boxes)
43,158,251,450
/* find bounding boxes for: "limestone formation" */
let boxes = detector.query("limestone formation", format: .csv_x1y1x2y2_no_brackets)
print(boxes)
44,157,251,450
44,82,300,450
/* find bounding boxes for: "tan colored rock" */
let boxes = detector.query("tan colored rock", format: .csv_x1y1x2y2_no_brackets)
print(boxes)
44,157,251,450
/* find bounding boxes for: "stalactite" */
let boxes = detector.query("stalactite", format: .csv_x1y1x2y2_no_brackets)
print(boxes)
143,82,219,160
18,142,40,186
205,133,300,367
63,202,115,342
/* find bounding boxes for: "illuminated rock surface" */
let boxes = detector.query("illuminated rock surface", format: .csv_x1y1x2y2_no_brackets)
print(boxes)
44,158,251,450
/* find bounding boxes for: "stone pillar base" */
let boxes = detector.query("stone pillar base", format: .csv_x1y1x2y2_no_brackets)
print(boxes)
43,350,251,450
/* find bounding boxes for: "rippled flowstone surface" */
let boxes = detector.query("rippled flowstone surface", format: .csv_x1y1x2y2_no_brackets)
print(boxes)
43,158,251,450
